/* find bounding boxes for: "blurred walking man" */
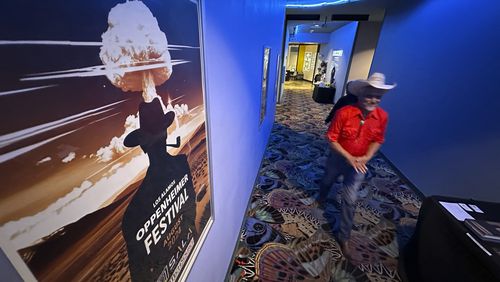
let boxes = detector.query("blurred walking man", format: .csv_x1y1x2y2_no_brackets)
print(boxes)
317,72,396,257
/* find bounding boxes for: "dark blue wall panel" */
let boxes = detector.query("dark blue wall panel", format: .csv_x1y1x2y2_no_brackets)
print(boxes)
371,0,500,201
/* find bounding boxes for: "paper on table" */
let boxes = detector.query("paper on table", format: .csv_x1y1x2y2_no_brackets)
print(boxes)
469,204,484,213
459,203,473,212
439,201,475,221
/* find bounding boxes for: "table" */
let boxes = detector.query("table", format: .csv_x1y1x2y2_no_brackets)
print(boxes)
399,196,500,282
312,86,335,104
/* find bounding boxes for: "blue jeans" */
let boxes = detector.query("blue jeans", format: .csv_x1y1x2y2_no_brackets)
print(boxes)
318,151,365,243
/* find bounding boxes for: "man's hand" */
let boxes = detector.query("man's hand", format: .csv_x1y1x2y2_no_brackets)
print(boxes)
347,155,368,174
330,141,370,174
356,155,370,166
355,155,370,174
353,145,381,174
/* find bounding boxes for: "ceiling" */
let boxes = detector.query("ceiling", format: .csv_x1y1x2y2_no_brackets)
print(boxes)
285,0,389,36
286,0,388,21
290,20,350,34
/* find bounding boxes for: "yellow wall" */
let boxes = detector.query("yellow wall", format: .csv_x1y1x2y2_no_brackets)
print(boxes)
302,44,318,81
296,45,306,72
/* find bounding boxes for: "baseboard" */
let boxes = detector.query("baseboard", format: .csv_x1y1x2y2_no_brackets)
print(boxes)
378,152,426,201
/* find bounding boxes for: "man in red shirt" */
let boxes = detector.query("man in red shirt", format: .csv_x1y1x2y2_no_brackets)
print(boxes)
317,72,396,256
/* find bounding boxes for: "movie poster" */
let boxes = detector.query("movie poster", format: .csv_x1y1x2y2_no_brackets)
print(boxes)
260,47,271,124
0,0,212,281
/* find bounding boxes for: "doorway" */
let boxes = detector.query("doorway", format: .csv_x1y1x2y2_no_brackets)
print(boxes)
285,43,319,82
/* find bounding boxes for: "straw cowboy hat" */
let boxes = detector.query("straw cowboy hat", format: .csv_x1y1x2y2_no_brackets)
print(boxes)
347,72,396,96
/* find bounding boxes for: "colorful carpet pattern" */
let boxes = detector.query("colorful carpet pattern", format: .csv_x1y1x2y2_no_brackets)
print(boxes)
227,84,423,282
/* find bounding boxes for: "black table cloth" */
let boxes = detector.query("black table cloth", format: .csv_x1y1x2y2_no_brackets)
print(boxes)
400,196,500,282
312,86,335,104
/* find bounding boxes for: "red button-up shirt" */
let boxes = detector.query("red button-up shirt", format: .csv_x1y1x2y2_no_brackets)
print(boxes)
326,105,388,157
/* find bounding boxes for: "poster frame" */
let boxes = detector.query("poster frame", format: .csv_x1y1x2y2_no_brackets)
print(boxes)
177,0,215,280
0,0,215,281
259,46,271,125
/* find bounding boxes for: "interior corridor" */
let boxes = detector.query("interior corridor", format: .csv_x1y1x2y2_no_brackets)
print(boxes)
228,82,423,281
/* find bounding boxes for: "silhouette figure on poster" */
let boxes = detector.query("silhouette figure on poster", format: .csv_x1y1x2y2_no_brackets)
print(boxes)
121,98,197,281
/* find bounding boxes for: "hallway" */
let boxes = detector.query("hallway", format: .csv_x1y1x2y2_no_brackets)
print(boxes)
228,84,423,281
1,1,499,280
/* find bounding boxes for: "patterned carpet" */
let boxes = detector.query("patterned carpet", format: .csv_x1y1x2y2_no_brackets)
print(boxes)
227,83,423,282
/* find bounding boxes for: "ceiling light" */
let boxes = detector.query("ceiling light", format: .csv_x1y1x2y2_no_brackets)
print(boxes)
286,0,359,8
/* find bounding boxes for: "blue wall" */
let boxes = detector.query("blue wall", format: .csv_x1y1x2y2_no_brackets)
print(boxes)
0,250,21,282
371,1,500,202
188,0,286,280
319,22,358,101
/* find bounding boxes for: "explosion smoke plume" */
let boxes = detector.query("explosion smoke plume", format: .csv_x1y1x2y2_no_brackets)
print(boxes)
100,1,172,102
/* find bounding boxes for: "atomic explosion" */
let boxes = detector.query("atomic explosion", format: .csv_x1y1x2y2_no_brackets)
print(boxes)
100,1,172,102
